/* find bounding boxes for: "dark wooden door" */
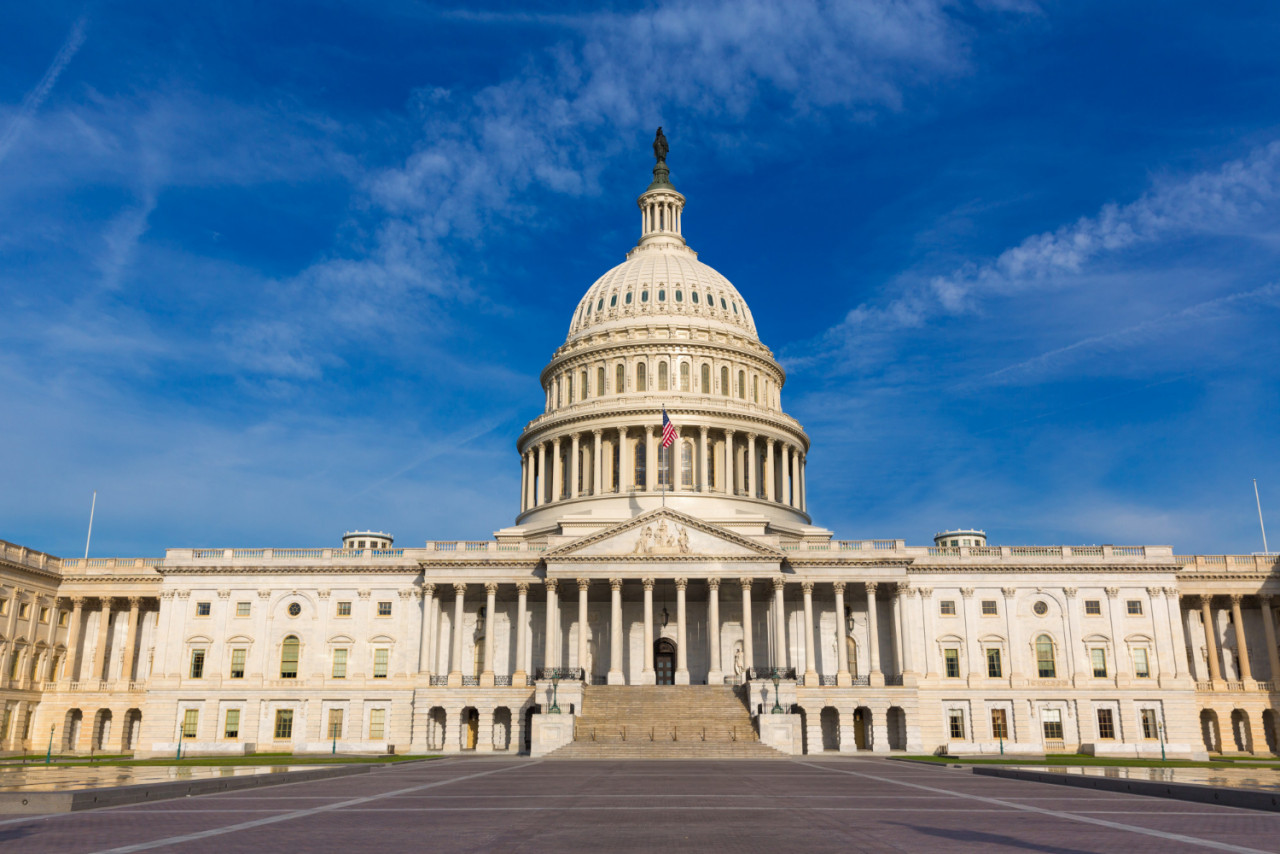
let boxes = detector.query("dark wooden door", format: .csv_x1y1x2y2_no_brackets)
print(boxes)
655,640,676,684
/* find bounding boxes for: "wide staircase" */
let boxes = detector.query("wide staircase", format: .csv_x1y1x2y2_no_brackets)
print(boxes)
546,685,785,759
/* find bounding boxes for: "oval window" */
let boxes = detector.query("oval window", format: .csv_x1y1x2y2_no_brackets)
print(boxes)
641,290,649,303
597,298,604,311
675,290,683,302
610,295,617,307
691,292,699,304
720,298,727,309
707,292,714,306
658,289,666,302
732,302,738,314
625,291,633,304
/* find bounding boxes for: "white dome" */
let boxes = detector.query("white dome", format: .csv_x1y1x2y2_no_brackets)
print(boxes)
567,245,758,341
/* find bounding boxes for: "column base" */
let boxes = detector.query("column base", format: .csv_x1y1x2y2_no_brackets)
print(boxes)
447,671,462,687
675,670,690,685
480,671,495,687
512,670,528,688
836,672,852,687
869,671,885,688
638,670,656,685
707,669,724,686
607,670,625,685
804,669,818,686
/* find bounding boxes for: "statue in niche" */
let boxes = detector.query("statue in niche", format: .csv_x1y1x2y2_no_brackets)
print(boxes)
733,641,745,677
653,127,669,164
583,643,594,681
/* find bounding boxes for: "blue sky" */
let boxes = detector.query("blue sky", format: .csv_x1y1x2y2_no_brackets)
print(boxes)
2,1,1278,557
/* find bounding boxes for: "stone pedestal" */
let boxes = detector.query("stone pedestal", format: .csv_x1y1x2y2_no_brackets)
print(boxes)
758,713,802,755
530,713,575,757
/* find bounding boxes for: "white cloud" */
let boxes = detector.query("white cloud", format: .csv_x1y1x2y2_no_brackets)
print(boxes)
0,14,87,165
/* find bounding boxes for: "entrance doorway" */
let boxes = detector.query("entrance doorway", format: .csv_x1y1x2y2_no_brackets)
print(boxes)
464,708,479,750
655,639,676,685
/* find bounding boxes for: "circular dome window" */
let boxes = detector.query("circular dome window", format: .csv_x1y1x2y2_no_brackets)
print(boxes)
1033,601,1048,616
288,602,302,617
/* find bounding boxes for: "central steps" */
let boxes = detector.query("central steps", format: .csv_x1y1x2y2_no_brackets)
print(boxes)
546,685,785,759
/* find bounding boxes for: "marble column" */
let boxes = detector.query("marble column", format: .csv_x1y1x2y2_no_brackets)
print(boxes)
1230,594,1254,682
536,443,547,506
570,433,581,499
449,584,466,686
781,446,792,506
646,427,658,491
746,433,757,498
418,584,436,675
834,582,851,686
577,579,590,679
544,579,559,670
1147,586,1175,681
707,578,723,684
121,597,142,683
699,426,710,492
514,582,529,686
724,430,734,493
481,583,497,686
520,454,528,512
866,583,883,685
608,579,624,684
552,437,564,500
1199,596,1223,682
801,582,817,682
41,598,60,682
1261,595,1280,683
772,578,786,670
798,454,806,511
593,429,603,496
740,578,754,673
90,598,113,683
790,450,801,508
641,578,655,684
894,582,910,675
63,597,84,682
675,578,689,684
617,426,629,491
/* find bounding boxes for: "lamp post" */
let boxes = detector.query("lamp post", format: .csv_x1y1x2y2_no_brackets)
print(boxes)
771,668,783,714
1158,720,1167,762
550,672,561,714
45,724,54,765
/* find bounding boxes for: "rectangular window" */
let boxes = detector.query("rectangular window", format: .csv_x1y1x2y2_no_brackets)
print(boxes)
1126,600,1143,616
229,648,246,679
940,601,956,616
1084,600,1102,616
235,601,251,617
19,603,29,619
274,709,294,740
224,709,240,739
1096,708,1115,740
986,647,1002,678
337,601,352,617
58,610,68,627
981,600,998,616
1041,709,1063,741
948,710,966,740
1140,709,1159,740
332,648,348,679
39,606,50,623
1091,648,1107,678
944,648,960,678
189,649,206,679
0,598,7,615
990,708,1008,741
369,708,386,740
196,602,211,617
327,709,344,739
377,601,392,617
182,709,199,739
1133,647,1151,678
373,648,389,678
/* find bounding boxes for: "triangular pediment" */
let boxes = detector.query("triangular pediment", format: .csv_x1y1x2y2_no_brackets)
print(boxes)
543,508,784,560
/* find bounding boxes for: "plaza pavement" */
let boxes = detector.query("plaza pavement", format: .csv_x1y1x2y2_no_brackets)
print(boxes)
0,757,1276,853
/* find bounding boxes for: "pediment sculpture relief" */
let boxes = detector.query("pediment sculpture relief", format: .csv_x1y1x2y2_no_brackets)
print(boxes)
632,519,691,555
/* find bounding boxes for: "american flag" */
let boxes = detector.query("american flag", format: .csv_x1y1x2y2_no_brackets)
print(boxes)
661,409,677,448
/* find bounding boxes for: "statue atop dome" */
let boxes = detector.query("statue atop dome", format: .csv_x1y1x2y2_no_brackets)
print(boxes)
653,127,669,164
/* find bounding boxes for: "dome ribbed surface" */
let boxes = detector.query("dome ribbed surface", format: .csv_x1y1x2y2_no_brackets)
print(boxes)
568,248,758,340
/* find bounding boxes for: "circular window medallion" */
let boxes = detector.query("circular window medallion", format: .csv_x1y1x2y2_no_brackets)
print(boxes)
1033,601,1049,616
288,602,302,617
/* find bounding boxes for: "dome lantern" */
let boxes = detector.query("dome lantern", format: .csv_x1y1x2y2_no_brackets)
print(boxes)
635,127,687,249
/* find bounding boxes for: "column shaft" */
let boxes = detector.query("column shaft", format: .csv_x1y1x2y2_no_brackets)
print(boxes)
707,579,722,683
801,582,816,680
570,434,581,499
121,598,141,683
514,583,529,685
740,580,754,672
418,585,436,675
577,579,590,679
724,430,734,493
552,438,563,500
699,427,710,492
593,431,603,496
91,599,112,682
772,579,786,670
64,599,84,681
1200,597,1223,681
482,583,497,685
449,584,466,684
834,583,851,685
765,440,775,501
619,427,630,491
642,579,655,683
866,583,882,678
608,579,624,684
781,446,792,505
891,585,905,677
544,580,559,670
1262,596,1280,683
536,444,547,506
1231,596,1254,682
746,434,757,497
675,579,689,683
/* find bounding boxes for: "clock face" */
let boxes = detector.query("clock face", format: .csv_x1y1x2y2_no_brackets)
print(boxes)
288,602,302,617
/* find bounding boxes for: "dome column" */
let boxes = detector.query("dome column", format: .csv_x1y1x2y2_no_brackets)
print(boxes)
536,443,547,506
765,439,776,502
570,433,581,499
592,430,603,496
746,433,757,498
799,453,807,512
646,426,658,491
723,429,734,495
781,445,792,506
791,448,802,509
698,426,710,493
519,454,528,513
618,426,630,492
552,437,564,501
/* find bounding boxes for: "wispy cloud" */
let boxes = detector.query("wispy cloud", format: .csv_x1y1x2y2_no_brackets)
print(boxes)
0,14,87,166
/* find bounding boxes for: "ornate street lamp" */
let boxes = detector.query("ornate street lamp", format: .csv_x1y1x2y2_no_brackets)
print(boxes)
550,671,561,714
771,668,783,714
45,724,54,765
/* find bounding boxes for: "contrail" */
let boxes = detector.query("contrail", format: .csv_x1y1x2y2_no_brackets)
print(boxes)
0,14,88,165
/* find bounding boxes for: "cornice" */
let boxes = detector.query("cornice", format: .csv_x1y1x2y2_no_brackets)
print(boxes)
161,565,421,575
904,564,1180,574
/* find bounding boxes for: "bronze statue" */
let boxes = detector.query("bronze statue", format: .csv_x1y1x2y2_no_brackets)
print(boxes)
653,127,668,164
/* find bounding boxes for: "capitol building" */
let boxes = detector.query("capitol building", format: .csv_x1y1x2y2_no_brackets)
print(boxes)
2,139,1278,760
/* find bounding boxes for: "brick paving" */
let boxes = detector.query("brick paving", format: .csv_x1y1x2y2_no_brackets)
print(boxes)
1,757,1278,853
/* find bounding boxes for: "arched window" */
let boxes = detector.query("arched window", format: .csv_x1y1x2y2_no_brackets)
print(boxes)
700,364,710,393
625,291,633,305
610,294,617,307
692,291,699,304
580,370,588,398
597,367,605,397
281,636,300,679
1035,635,1056,678
681,440,693,487
567,374,574,403
658,288,666,302
680,362,690,391
641,290,649,303
637,363,647,392
634,438,646,489
555,378,561,407
596,298,603,312
675,289,683,302
752,375,759,403
737,370,745,399
658,361,669,391
611,441,620,490
615,363,625,394
720,366,729,396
